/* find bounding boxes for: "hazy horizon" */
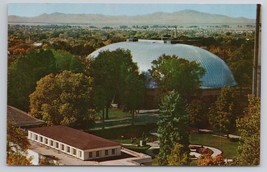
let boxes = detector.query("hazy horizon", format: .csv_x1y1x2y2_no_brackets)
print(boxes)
8,4,257,19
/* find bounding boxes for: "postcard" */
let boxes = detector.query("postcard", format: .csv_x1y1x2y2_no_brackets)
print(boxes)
7,3,261,166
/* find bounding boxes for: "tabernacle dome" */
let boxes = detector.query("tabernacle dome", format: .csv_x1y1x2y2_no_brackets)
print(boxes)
90,41,237,89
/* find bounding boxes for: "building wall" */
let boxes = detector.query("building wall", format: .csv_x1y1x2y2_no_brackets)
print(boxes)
83,147,121,160
28,130,121,161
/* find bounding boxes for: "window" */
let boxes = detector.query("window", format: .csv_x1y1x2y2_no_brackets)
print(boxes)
73,149,76,155
56,142,59,148
30,133,33,139
79,151,82,158
40,136,43,142
45,138,48,144
61,144,64,151
35,134,38,141
89,152,92,158
50,140,53,146
105,150,108,156
96,151,100,157
112,149,115,155
67,146,70,153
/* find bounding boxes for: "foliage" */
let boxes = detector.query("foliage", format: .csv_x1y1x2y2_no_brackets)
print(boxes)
236,95,260,165
8,49,57,111
167,143,190,165
90,48,144,120
150,54,205,99
209,87,238,135
29,70,95,129
196,154,225,166
186,99,209,129
227,43,254,89
120,72,145,125
52,49,84,73
157,91,190,165
7,123,31,165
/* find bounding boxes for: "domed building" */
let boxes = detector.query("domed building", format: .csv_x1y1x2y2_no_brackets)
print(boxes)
90,40,237,107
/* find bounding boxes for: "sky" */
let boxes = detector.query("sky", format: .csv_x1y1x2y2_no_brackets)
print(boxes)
8,3,257,19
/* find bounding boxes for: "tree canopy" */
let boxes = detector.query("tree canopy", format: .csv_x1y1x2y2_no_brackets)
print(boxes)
157,91,190,165
186,99,209,129
227,43,254,89
237,95,260,165
167,143,190,166
209,87,238,135
52,49,84,73
150,54,205,99
8,49,57,111
29,70,95,129
90,48,144,120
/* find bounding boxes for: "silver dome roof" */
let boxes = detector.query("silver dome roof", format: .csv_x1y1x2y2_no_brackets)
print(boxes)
90,41,237,89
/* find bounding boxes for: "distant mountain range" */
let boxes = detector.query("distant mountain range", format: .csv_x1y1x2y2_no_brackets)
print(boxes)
8,10,255,26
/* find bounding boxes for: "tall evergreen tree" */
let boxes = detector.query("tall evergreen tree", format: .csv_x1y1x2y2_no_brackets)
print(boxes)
157,91,189,165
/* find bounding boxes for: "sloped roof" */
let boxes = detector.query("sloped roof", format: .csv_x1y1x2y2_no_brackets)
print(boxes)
90,41,237,89
7,106,45,127
29,125,121,150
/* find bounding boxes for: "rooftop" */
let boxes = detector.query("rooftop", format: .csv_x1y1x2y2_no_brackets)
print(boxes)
29,140,151,165
29,125,121,150
7,106,45,127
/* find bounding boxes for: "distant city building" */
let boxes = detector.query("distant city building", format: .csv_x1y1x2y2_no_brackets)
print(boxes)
7,106,45,128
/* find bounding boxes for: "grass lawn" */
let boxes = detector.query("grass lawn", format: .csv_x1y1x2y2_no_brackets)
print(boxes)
95,108,131,120
123,145,151,154
112,138,133,144
93,112,159,129
108,108,131,119
190,133,239,159
152,156,159,165
90,123,157,140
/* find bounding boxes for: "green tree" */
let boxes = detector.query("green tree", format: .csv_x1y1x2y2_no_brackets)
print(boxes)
236,95,260,165
150,54,205,99
29,70,95,129
157,91,190,165
7,123,31,165
8,49,57,111
227,43,254,91
52,49,84,73
167,143,190,165
90,48,143,120
186,99,209,129
120,71,145,125
209,87,238,136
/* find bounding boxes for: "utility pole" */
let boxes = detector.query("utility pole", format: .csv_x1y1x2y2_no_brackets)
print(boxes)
252,4,261,97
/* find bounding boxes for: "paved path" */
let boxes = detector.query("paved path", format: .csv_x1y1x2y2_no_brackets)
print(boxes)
145,141,222,159
95,111,159,124
203,146,222,158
